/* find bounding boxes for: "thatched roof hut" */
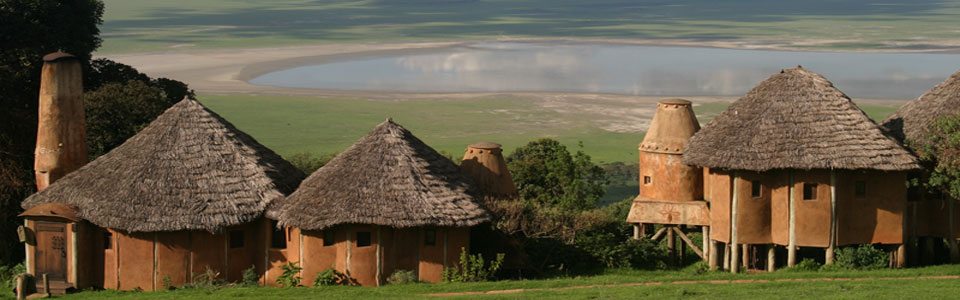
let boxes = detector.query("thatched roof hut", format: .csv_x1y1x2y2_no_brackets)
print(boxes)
275,119,489,231
683,67,919,171
882,69,960,147
22,99,304,232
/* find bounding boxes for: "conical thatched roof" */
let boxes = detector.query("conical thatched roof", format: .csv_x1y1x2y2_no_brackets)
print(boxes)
22,99,305,232
274,120,489,231
683,67,919,172
882,69,960,147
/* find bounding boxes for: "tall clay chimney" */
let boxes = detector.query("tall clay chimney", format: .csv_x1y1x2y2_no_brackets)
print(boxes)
460,142,518,200
636,99,702,202
35,52,87,191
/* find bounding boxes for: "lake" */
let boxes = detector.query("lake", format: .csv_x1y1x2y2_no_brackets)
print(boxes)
249,42,960,99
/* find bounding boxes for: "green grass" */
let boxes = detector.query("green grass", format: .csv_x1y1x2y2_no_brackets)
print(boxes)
98,0,960,53
59,264,960,299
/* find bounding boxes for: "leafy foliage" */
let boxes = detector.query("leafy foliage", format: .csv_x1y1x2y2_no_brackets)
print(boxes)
188,267,225,289
286,152,337,174
834,245,888,270
241,265,259,286
83,81,172,158
0,263,25,298
506,139,608,210
385,270,418,285
783,259,822,272
442,247,505,283
574,221,667,270
312,268,357,286
276,262,303,287
914,113,960,200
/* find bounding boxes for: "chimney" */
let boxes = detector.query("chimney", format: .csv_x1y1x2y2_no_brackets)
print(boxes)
35,52,87,191
460,142,518,200
637,99,702,202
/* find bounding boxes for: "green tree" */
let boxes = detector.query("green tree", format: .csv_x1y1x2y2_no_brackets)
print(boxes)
505,139,607,210
916,113,960,200
83,81,173,158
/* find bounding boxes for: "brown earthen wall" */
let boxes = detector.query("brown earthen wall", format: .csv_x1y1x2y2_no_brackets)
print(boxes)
117,232,155,291
301,228,339,285
708,170,731,243
418,227,445,283
392,228,420,275
190,231,226,278
154,232,190,288
793,171,831,247
735,172,773,244
265,226,299,287
770,172,791,245
348,225,379,286
639,152,703,202
836,171,906,245
226,223,259,282
102,229,117,289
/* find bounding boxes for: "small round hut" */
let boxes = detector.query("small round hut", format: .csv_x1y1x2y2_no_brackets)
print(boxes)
882,69,960,264
272,119,489,286
21,99,304,291
683,67,920,272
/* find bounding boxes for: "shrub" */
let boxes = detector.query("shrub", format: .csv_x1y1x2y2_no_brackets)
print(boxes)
188,267,225,289
386,270,418,285
783,258,821,272
0,264,25,297
683,261,710,275
276,262,303,287
574,222,667,270
442,248,505,282
834,244,888,270
241,265,259,286
313,268,356,286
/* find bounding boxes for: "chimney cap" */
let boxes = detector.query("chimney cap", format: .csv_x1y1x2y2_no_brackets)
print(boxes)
658,98,692,106
42,51,77,63
468,141,502,149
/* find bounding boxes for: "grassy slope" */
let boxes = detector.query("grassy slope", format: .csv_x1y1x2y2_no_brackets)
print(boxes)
61,265,960,299
99,0,960,53
200,94,900,164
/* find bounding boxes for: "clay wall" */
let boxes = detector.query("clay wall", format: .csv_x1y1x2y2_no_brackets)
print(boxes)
638,152,703,202
836,171,906,245
735,171,772,244
708,170,731,243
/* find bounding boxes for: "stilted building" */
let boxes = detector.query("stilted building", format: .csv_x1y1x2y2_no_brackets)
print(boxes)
271,120,490,286
882,69,960,264
626,99,708,264
683,67,920,272
21,99,304,292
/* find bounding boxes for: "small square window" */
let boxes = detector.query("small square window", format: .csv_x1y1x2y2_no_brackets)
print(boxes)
643,176,652,185
103,231,113,250
229,230,245,249
424,229,437,246
270,220,286,249
803,183,818,200
855,181,867,198
751,180,762,198
356,232,371,247
323,231,335,247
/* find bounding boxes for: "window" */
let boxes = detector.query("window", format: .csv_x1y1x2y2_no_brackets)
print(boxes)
229,230,245,249
751,180,762,198
270,220,287,249
855,181,867,198
803,183,818,200
356,231,371,247
323,231,335,247
643,176,652,185
424,229,437,246
103,230,113,250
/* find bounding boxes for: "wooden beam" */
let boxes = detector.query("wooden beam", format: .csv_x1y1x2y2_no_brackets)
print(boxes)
701,226,710,262
667,226,676,265
826,170,836,265
788,171,797,268
709,240,719,270
767,245,776,272
672,227,704,259
730,172,740,273
723,243,731,270
650,227,668,242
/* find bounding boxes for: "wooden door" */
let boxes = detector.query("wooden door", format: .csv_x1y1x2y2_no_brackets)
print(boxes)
35,221,67,280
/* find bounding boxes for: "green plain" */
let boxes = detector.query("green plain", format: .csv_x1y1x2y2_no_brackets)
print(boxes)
99,0,960,53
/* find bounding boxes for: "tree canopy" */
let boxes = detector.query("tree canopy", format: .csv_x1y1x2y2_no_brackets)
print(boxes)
505,139,607,210
916,113,960,200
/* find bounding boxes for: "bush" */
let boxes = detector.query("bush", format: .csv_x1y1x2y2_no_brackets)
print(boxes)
835,244,888,270
276,262,303,287
0,263,25,297
241,265,259,286
683,261,709,275
574,222,667,270
286,152,337,174
313,268,357,286
386,270,418,285
783,258,821,272
442,248,505,282
188,267,225,289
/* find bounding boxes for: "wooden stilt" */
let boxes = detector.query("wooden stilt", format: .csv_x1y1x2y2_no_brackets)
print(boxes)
826,170,837,265
15,275,24,300
742,244,750,269
896,243,906,268
767,245,776,272
723,243,731,270
702,226,710,262
788,171,797,268
667,226,676,266
673,227,704,259
730,172,740,273
633,223,642,240
709,240,719,270
651,227,668,241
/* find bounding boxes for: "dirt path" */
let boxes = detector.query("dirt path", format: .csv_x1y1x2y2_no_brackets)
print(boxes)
426,275,960,297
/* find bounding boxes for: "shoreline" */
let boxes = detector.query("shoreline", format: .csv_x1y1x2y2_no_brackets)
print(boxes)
102,39,930,102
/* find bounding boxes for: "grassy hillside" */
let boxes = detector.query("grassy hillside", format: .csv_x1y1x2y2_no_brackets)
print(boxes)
200,94,900,164
99,0,960,53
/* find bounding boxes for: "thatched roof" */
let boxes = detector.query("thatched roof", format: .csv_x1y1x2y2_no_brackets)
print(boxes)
882,69,960,147
274,119,489,230
683,67,919,172
22,99,305,232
